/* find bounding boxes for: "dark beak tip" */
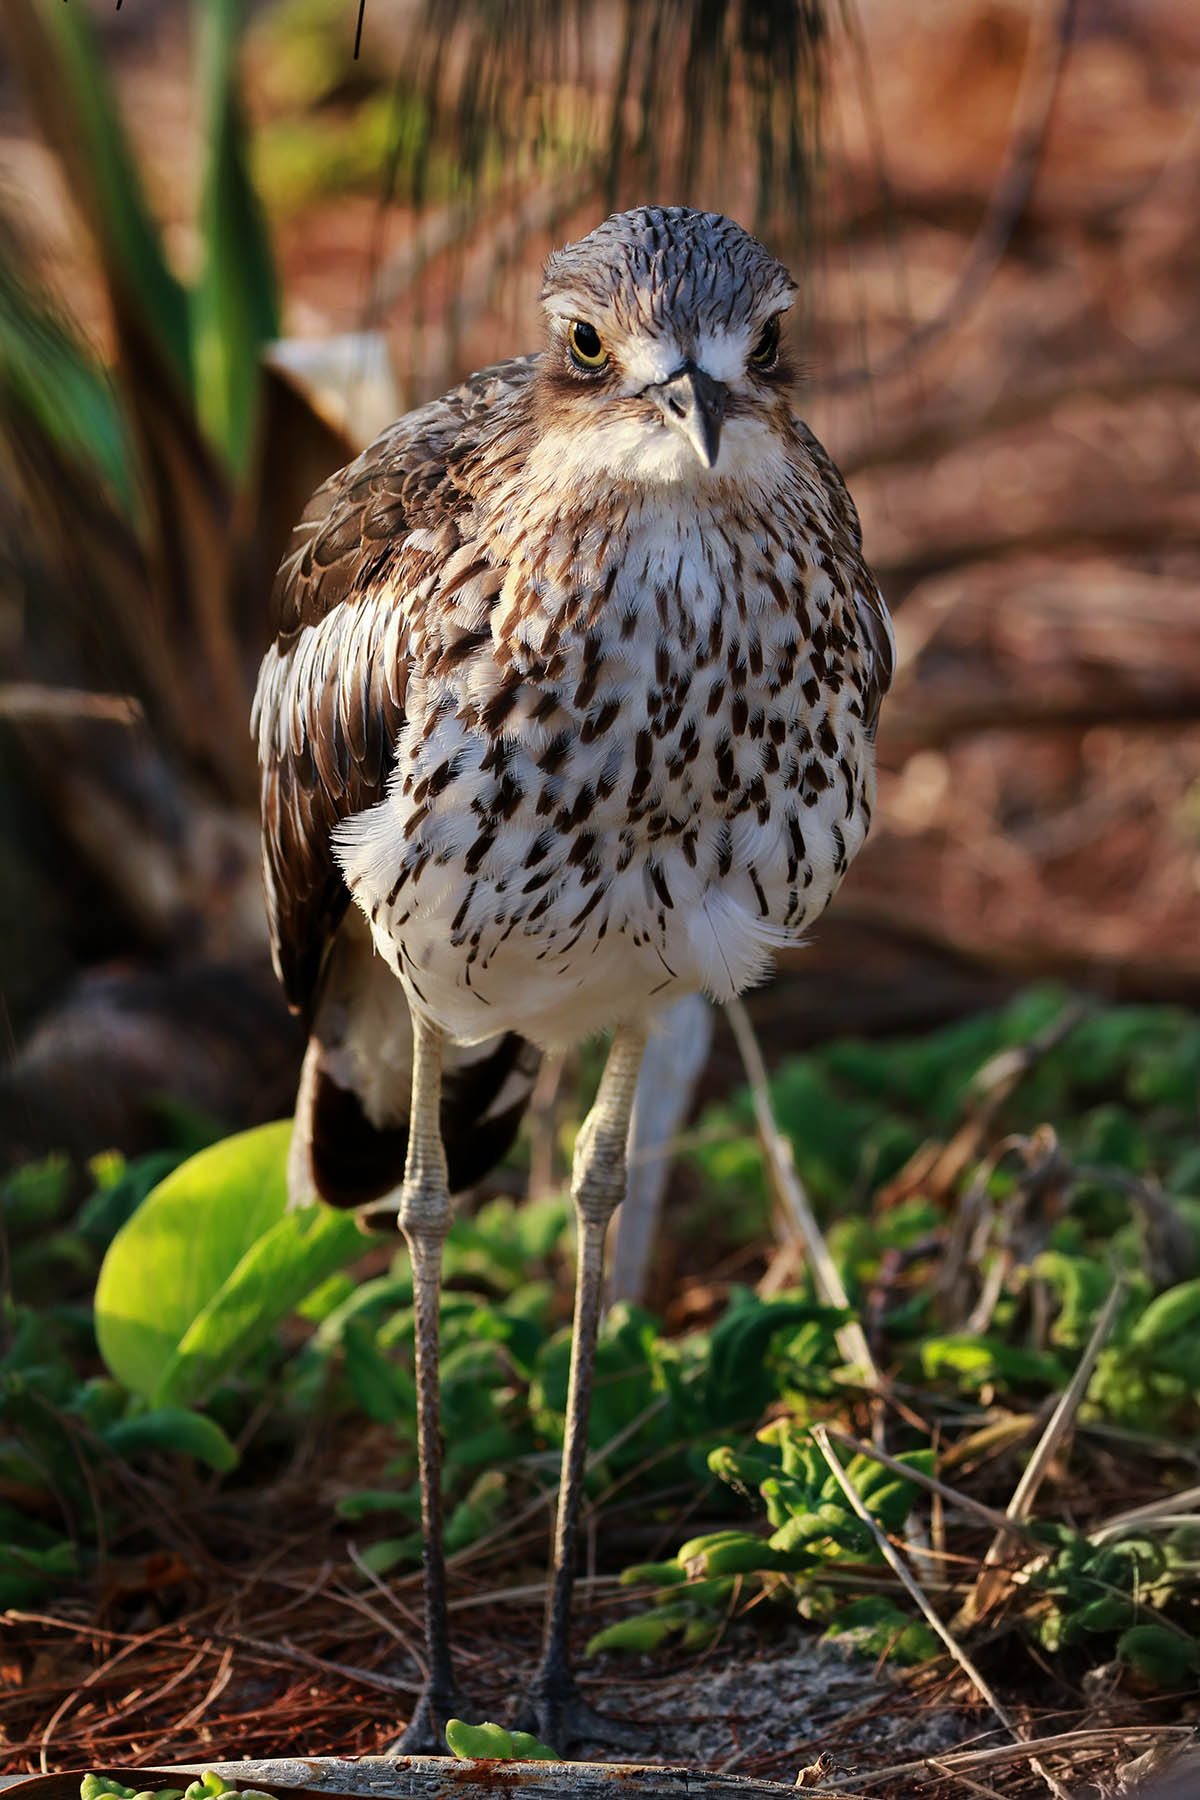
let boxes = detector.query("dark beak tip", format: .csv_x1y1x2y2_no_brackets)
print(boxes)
655,366,727,471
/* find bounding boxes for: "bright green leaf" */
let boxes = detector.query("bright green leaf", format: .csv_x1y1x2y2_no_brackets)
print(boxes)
95,1120,364,1404
445,1720,515,1759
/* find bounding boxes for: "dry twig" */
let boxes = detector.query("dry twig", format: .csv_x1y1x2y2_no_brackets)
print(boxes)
811,1426,1073,1800
726,999,879,1388
965,1274,1128,1624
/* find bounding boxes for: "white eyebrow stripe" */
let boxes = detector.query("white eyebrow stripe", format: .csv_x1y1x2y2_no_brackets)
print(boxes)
694,328,754,384
618,338,686,389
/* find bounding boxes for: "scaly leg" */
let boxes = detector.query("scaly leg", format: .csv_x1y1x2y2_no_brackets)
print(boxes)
517,1023,648,1749
377,1015,468,1752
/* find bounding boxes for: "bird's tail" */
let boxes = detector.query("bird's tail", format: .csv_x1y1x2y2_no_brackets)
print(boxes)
286,913,540,1212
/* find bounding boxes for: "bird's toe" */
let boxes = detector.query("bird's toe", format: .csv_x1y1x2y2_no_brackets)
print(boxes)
389,1682,473,1755
513,1671,639,1753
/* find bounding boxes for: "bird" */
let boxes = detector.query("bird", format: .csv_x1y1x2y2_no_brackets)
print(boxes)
252,204,894,1753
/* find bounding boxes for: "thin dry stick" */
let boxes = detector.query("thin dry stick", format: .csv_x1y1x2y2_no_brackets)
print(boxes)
960,1276,1128,1635
810,1425,1072,1800
726,999,879,1387
172,1642,235,1733
225,1631,421,1696
925,1757,1009,1800
824,1427,1046,1548
810,1726,1191,1794
0,681,143,724
1093,1482,1200,1541
982,1274,1128,1575
811,1426,1016,1726
447,1574,619,1612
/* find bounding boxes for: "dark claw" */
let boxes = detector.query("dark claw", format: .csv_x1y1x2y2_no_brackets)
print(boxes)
389,1681,473,1754
513,1670,639,1753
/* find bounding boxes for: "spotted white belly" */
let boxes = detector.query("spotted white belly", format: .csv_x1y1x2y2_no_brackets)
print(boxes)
335,504,876,1050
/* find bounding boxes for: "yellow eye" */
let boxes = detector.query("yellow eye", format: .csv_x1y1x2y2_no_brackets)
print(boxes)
750,315,781,368
567,320,608,370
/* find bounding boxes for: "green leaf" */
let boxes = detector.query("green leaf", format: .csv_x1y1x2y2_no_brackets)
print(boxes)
5,0,192,386
95,1121,364,1404
1116,1624,1200,1688
190,0,280,470
620,1559,690,1586
822,1595,940,1667
341,1318,413,1425
101,1406,239,1472
81,1778,140,1800
444,1469,507,1553
445,1720,516,1759
0,1536,77,1608
920,1334,1065,1393
0,1152,72,1236
335,1487,419,1523
586,1605,691,1655
354,1534,422,1575
677,1529,790,1577
507,1730,558,1762
1129,1280,1200,1352
1070,1595,1136,1636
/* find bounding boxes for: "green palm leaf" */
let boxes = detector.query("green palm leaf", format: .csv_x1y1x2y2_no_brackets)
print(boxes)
192,0,282,472
1,0,192,388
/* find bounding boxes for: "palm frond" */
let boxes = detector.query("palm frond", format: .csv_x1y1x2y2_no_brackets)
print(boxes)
0,220,134,513
192,0,283,473
0,0,193,387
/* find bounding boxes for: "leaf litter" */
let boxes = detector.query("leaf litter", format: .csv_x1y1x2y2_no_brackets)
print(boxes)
3,990,1199,1794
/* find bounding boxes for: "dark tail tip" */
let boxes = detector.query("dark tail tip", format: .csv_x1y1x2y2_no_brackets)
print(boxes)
310,1070,410,1209
305,1032,539,1212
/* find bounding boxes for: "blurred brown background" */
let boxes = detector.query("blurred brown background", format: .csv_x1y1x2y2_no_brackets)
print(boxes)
1,0,1198,1164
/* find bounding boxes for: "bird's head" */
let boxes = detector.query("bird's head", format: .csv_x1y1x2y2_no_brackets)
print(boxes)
533,206,798,490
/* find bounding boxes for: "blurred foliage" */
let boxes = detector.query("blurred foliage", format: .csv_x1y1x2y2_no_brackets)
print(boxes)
384,0,830,246
2,0,276,481
0,0,349,905
3,986,1199,1688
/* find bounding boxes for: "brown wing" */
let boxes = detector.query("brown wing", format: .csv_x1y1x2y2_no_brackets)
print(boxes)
252,357,537,1024
795,417,895,738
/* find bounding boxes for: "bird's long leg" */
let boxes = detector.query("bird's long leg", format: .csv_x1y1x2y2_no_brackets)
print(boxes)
519,1022,648,1749
384,1014,467,1752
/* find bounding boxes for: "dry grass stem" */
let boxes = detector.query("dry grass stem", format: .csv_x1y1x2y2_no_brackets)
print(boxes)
809,1428,1020,1734
810,1726,1193,1794
0,682,143,724
1093,1483,1200,1541
924,1756,1009,1800
726,999,880,1387
813,1427,1077,1800
985,1274,1129,1540
823,1427,1045,1547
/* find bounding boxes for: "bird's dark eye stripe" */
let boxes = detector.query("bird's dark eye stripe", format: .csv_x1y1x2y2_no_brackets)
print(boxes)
567,320,608,370
750,316,781,367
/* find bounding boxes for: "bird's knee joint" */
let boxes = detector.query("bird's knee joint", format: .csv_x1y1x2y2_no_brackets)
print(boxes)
572,1161,626,1225
399,1171,453,1241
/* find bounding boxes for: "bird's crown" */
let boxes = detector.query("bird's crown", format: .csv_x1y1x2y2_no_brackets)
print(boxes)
541,205,795,338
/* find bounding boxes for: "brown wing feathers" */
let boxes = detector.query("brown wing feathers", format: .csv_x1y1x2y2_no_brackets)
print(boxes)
255,366,542,1208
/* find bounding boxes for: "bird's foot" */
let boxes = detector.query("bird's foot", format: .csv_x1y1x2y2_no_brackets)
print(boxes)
389,1680,472,1754
513,1668,637,1754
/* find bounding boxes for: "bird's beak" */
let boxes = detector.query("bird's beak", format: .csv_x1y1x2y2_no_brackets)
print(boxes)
651,364,728,470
